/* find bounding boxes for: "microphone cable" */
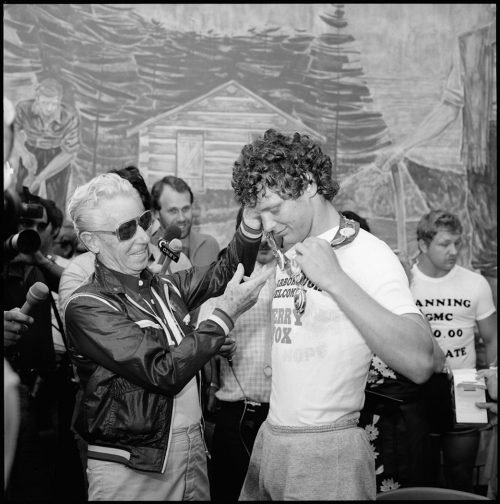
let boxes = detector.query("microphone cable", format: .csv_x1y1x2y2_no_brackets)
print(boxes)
228,361,252,458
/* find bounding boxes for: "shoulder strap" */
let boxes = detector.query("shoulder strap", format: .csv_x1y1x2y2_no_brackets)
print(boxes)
330,215,360,250
49,291,69,350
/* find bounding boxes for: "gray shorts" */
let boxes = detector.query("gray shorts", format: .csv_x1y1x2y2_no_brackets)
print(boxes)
239,413,376,501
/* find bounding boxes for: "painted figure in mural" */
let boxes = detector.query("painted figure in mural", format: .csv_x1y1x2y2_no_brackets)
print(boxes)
232,128,434,500
381,4,496,284
63,172,270,500
411,210,497,493
11,78,80,217
151,175,220,268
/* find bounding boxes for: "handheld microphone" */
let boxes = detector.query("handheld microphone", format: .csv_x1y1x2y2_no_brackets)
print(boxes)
20,282,50,316
158,225,183,274
227,356,233,367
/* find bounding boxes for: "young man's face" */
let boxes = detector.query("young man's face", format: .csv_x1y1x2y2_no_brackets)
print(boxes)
156,185,193,239
419,229,462,274
254,188,314,249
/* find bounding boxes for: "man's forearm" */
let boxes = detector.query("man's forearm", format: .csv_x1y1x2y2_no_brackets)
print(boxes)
485,339,498,369
326,274,434,383
36,151,75,182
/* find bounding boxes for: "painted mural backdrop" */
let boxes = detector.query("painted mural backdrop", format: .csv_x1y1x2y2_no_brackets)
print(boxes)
3,3,496,278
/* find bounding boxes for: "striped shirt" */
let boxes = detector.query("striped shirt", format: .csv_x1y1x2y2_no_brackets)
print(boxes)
15,99,80,153
198,260,276,403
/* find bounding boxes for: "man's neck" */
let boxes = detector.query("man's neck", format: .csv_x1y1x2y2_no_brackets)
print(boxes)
416,256,453,278
181,233,191,255
310,199,340,237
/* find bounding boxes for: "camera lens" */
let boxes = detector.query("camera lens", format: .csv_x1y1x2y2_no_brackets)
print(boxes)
4,229,41,256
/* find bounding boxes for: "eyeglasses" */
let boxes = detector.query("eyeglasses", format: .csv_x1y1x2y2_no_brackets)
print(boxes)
91,210,153,241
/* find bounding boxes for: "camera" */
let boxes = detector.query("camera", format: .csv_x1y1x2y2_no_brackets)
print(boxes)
3,186,43,261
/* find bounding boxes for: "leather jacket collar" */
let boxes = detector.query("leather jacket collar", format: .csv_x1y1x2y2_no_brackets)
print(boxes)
94,260,154,295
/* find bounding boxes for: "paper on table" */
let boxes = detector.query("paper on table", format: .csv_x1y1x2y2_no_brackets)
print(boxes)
452,368,488,424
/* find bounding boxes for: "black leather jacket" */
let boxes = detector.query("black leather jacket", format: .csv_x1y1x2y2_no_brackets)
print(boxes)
65,224,260,472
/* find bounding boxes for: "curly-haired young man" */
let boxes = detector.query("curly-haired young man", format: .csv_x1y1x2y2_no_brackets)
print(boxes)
232,129,435,500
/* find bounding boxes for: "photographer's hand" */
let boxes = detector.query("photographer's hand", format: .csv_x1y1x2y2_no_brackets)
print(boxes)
9,251,40,265
10,251,63,292
4,308,34,347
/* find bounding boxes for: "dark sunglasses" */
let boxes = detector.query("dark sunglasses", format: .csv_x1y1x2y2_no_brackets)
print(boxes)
91,210,153,241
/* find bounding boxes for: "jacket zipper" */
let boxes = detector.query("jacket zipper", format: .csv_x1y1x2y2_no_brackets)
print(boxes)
124,293,174,474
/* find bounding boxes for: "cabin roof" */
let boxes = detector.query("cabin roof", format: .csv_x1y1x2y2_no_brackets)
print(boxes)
127,79,325,141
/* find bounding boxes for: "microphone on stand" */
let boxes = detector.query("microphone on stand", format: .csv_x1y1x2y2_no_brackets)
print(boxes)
158,225,183,274
20,282,50,316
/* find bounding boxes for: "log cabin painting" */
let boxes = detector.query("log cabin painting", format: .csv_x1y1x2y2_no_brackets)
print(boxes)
3,4,496,281
128,79,326,192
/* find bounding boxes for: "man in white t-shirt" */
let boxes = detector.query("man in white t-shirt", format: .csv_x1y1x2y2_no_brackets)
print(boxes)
231,128,435,501
410,209,497,492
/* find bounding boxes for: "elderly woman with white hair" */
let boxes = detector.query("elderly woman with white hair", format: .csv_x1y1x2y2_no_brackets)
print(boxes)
64,173,270,501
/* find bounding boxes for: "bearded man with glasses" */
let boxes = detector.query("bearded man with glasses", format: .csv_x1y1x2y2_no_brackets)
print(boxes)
63,172,271,501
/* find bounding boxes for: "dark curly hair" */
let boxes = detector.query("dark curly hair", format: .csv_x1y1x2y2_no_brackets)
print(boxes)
232,129,339,207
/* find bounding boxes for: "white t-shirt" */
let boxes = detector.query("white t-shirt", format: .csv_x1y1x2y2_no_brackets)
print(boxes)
268,226,421,427
410,264,496,369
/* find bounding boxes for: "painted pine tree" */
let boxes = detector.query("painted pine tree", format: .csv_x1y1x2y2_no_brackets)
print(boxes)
298,4,391,177
133,19,180,115
64,4,146,177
